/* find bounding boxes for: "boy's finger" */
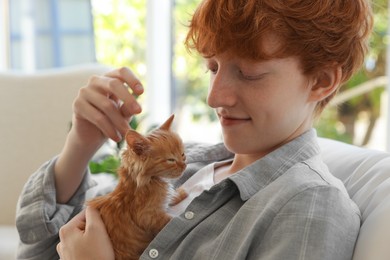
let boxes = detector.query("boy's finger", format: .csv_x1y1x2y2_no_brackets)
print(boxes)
85,206,105,232
106,67,144,96
66,209,86,228
59,209,86,241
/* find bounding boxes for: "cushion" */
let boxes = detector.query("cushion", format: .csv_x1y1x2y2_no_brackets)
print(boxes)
319,137,390,260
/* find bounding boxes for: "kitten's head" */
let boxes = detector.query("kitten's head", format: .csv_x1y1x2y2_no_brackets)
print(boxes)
122,114,186,187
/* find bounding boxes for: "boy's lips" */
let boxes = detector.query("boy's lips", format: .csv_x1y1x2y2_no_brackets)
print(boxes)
218,114,251,126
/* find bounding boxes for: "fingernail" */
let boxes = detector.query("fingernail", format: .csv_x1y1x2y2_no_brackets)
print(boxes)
116,131,122,141
132,103,141,112
135,84,143,93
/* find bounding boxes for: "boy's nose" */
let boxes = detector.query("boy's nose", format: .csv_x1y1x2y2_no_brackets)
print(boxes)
207,73,237,108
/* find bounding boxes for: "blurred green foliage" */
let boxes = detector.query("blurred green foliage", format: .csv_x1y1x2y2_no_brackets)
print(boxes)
92,0,147,79
90,155,121,175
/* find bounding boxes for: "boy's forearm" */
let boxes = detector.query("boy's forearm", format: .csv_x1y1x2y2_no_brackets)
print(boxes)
54,131,103,204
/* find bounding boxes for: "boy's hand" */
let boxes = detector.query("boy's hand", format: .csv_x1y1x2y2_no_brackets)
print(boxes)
57,207,115,260
54,67,144,203
72,66,144,146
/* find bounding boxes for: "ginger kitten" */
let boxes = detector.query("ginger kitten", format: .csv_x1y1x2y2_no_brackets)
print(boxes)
88,115,187,260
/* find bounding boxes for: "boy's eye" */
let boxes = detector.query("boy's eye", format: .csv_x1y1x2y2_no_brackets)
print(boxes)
207,66,218,74
205,59,218,74
239,70,267,81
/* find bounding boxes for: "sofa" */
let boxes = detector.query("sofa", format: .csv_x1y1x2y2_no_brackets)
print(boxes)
0,63,111,259
1,63,390,260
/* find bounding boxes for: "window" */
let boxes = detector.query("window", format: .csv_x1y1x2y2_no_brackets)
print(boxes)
8,0,95,71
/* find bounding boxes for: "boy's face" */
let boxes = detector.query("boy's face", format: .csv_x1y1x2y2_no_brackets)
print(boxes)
206,39,317,159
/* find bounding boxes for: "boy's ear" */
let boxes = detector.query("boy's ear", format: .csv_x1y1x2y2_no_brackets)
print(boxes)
309,65,342,102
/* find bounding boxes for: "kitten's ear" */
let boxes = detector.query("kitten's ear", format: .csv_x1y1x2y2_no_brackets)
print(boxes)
125,130,150,156
159,114,175,131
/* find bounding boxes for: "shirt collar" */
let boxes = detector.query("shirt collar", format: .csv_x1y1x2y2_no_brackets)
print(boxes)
229,129,321,201
185,142,234,164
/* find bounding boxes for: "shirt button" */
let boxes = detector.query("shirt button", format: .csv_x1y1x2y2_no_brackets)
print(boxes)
149,248,159,258
184,211,195,220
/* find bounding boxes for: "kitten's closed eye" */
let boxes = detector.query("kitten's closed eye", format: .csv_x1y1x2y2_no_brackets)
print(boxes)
167,158,176,163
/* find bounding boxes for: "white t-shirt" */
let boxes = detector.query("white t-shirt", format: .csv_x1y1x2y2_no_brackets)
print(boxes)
168,159,233,216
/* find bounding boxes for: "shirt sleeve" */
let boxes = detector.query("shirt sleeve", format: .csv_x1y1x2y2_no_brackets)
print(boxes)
253,185,361,260
15,156,97,260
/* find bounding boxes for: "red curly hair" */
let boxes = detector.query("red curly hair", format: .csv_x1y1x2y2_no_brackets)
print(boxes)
185,0,373,112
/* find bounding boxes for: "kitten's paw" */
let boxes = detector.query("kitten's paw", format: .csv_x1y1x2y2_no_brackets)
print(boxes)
169,187,188,206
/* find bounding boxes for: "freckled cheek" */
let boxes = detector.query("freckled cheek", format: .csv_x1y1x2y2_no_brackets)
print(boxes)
248,95,288,126
244,92,271,113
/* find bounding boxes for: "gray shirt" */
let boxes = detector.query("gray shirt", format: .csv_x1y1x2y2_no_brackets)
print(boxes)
16,129,360,260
